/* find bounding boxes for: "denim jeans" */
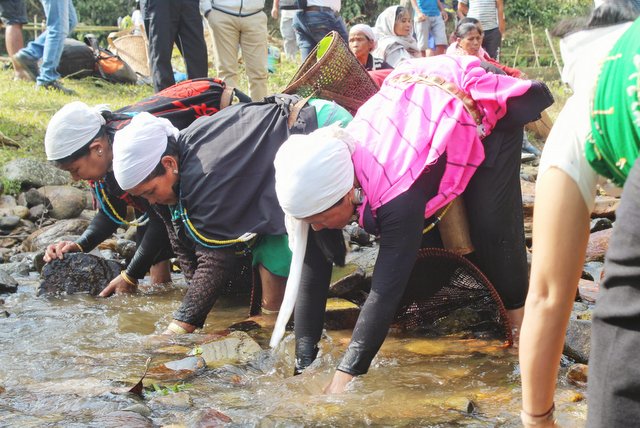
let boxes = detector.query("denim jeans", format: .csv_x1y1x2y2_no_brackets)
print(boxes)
21,0,77,84
292,10,348,60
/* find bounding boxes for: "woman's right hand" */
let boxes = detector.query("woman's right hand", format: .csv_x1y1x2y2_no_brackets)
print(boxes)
43,241,82,263
416,11,427,22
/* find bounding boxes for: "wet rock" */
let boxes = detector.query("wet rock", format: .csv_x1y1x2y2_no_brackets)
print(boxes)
122,404,152,418
344,223,373,246
329,266,366,297
0,260,32,276
0,238,18,249
192,408,233,426
116,239,137,261
22,218,89,251
2,158,71,188
578,279,600,303
0,248,11,262
324,297,360,330
18,188,51,208
38,253,122,296
0,310,9,318
146,356,206,383
33,251,46,273
92,410,152,428
590,217,613,233
0,215,20,230
0,195,16,208
591,195,619,218
564,318,591,363
444,397,475,413
150,391,193,409
37,186,86,220
567,363,588,386
28,204,47,221
585,228,613,263
0,270,18,294
197,331,262,367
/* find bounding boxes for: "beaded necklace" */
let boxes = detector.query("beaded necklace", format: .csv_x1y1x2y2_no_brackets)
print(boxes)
170,197,256,249
94,180,150,227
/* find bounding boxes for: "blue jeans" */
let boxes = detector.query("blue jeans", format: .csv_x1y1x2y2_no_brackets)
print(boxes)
21,0,77,84
292,10,348,60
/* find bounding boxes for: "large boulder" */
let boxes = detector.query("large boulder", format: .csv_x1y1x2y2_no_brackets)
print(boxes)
38,253,122,296
22,218,89,252
2,158,71,188
37,186,87,220
585,228,613,262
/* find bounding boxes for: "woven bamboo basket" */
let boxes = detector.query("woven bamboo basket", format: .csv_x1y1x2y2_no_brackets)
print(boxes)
107,26,150,77
283,31,379,115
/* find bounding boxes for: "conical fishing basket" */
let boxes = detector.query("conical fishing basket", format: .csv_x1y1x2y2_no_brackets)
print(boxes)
108,26,150,77
283,31,379,115
394,248,513,345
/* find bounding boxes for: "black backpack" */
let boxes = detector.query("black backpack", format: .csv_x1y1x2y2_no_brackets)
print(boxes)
84,35,138,84
57,38,95,78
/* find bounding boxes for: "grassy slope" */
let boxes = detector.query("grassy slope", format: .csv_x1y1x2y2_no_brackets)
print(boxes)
0,57,300,170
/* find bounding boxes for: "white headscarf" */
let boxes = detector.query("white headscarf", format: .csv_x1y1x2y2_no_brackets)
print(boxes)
373,6,419,59
350,23,377,50
112,112,179,190
270,125,356,348
45,101,109,161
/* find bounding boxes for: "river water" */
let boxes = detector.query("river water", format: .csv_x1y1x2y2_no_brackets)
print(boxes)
0,274,586,427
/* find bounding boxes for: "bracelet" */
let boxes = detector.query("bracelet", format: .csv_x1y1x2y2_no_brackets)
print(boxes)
74,242,84,252
520,403,555,426
261,307,279,315
166,321,189,334
120,270,138,287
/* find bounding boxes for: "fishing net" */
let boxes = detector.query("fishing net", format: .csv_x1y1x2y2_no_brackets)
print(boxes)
394,247,513,345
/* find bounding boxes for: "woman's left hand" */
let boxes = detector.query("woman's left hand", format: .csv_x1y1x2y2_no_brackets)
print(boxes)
323,370,355,394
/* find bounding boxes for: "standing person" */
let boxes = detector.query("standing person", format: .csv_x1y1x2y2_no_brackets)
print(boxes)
112,96,352,334
201,0,268,101
518,2,638,426
348,24,392,71
271,55,548,394
271,0,300,62
11,0,77,94
292,0,348,60
457,0,504,59
411,0,449,56
373,6,421,67
141,0,208,92
0,0,27,66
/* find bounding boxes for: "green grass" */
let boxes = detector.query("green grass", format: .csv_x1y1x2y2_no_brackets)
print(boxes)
0,56,300,170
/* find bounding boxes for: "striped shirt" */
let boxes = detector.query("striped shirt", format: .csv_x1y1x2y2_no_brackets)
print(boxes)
459,0,499,31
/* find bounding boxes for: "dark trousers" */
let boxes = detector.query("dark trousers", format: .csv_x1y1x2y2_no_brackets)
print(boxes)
141,0,208,92
587,160,640,427
482,27,501,59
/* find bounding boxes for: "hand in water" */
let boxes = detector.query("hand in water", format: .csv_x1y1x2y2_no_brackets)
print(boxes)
43,241,82,262
99,274,137,297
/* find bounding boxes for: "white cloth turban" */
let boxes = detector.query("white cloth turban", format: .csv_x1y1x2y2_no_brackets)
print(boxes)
350,23,377,50
45,101,109,161
112,112,179,190
270,125,356,348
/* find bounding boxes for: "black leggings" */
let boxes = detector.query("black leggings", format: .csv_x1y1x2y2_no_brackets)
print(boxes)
295,159,445,376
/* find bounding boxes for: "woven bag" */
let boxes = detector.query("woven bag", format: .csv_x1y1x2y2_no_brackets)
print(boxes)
283,31,379,114
107,25,150,77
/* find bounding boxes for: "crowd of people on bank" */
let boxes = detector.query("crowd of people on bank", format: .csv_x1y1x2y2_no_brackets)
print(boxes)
5,0,640,427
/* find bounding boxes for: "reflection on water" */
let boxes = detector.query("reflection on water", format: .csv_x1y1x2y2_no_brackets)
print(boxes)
0,276,587,427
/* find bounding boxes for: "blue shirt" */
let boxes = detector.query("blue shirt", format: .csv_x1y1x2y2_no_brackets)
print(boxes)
416,0,440,16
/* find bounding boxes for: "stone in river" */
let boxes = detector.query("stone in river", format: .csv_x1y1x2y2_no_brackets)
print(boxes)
196,331,262,367
38,253,122,296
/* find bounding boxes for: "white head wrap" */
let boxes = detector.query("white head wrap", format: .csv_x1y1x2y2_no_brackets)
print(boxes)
350,24,377,50
45,101,109,161
112,112,179,190
270,125,356,348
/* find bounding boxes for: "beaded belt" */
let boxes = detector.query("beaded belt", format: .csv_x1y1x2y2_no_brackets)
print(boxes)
390,73,485,133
